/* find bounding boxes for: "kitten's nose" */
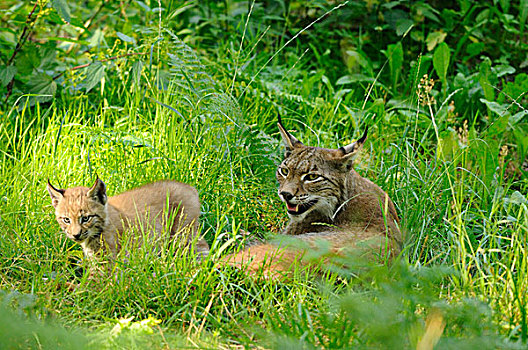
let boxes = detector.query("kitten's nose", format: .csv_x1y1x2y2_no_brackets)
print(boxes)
73,232,82,240
280,191,294,201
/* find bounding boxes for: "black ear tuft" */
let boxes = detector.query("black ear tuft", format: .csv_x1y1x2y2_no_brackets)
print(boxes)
86,177,107,205
47,179,65,208
277,113,303,154
337,126,368,160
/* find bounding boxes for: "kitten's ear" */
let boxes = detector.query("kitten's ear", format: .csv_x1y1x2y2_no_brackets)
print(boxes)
278,114,303,156
337,127,368,161
87,177,107,205
47,180,65,208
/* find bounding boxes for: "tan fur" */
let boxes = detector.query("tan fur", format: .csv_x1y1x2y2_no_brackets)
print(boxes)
47,179,209,259
226,119,402,276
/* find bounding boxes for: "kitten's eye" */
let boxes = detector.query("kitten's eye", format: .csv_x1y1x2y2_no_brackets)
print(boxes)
278,167,289,177
62,217,71,224
80,216,92,224
302,173,321,182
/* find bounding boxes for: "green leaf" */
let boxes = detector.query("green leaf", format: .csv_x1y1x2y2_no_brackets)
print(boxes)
385,42,403,88
499,0,510,13
433,42,450,84
510,111,528,124
425,31,446,51
513,126,528,160
466,42,484,57
521,0,528,25
439,127,459,160
0,65,17,87
335,74,387,89
135,1,151,11
487,114,509,138
504,191,527,206
39,47,57,70
132,60,144,87
51,0,71,23
84,62,105,92
27,72,57,102
116,32,135,44
342,48,369,74
88,29,105,48
478,59,495,101
395,19,413,36
493,64,515,78
479,99,509,117
15,45,40,76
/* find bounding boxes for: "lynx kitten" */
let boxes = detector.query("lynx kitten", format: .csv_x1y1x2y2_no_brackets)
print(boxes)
227,117,402,275
47,178,209,259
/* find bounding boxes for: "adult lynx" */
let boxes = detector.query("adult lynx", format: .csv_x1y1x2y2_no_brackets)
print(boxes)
228,117,402,275
47,178,209,259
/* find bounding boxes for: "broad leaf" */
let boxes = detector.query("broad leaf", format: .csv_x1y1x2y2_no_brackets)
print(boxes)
479,99,509,117
88,29,105,48
117,32,135,44
395,19,413,36
513,127,528,160
385,42,403,88
39,47,57,70
433,42,450,84
84,62,105,93
426,31,446,51
493,64,515,78
0,65,17,87
504,191,527,206
335,74,387,89
27,72,57,102
132,60,143,87
51,0,71,23
135,1,151,11
15,45,41,76
499,0,510,13
510,111,528,124
479,59,495,101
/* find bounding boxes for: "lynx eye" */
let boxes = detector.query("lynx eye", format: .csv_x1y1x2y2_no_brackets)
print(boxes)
302,173,322,182
62,217,71,224
80,216,92,224
278,167,289,177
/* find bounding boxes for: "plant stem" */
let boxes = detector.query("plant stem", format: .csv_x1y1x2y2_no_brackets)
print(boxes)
4,1,40,102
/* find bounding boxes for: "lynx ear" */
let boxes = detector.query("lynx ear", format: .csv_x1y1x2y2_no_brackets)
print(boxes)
47,180,65,208
87,177,107,205
337,126,368,160
278,114,303,156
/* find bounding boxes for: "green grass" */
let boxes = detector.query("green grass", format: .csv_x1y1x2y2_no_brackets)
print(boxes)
1,3,528,349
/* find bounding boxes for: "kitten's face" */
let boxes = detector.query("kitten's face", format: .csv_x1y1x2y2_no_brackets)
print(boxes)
47,179,107,243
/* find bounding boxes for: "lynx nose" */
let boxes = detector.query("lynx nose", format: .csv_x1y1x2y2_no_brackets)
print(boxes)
280,191,294,201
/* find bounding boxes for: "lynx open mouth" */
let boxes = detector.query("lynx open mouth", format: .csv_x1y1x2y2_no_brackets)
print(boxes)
285,200,317,215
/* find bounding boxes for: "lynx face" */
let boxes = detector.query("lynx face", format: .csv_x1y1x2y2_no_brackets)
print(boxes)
277,148,342,221
47,179,107,244
276,117,367,222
